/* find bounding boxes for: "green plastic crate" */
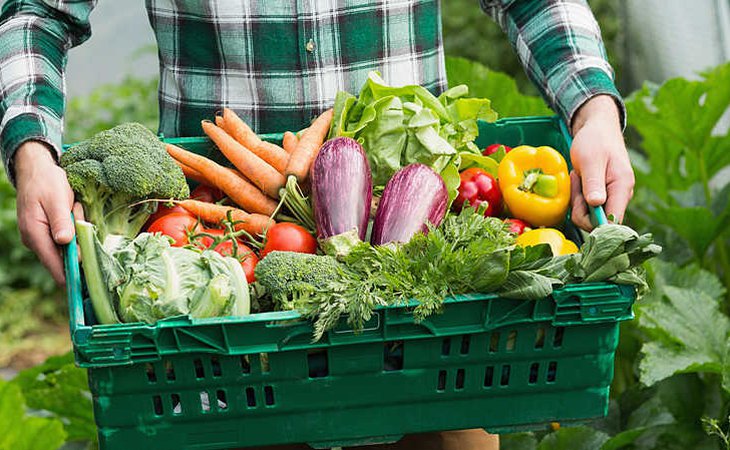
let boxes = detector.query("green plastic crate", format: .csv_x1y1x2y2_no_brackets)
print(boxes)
63,115,634,449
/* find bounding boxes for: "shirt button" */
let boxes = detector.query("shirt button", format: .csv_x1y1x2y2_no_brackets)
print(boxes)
305,39,315,52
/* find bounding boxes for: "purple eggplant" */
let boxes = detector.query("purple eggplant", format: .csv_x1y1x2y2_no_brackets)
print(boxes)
371,163,448,245
311,137,373,240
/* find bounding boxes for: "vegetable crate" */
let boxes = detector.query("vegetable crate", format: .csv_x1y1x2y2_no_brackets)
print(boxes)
64,116,635,450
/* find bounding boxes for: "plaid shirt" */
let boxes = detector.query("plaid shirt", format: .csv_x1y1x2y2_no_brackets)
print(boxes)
0,0,622,179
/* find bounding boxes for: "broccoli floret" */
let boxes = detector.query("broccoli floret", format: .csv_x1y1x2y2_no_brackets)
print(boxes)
61,123,189,240
254,251,341,310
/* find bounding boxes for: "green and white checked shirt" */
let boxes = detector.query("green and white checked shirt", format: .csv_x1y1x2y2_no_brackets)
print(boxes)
0,0,622,179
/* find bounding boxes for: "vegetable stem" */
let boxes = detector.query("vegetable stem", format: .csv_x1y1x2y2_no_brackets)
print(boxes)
279,176,316,233
75,220,120,324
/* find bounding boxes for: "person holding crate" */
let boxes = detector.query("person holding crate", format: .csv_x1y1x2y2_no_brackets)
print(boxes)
0,1,632,449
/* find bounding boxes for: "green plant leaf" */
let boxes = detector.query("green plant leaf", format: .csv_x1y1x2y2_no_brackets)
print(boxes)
536,426,610,450
12,353,95,443
445,56,552,118
500,432,538,450
638,286,730,388
643,259,726,304
0,379,66,450
458,152,499,176
650,206,730,260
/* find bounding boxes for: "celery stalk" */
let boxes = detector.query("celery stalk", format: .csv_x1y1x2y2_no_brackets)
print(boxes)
75,220,120,324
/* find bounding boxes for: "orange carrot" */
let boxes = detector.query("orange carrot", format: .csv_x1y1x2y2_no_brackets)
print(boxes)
177,199,274,235
282,131,299,154
221,108,289,173
173,160,210,186
286,109,334,182
201,120,286,198
166,143,278,216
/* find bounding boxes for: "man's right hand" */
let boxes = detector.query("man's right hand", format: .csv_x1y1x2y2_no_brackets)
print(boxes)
14,141,75,286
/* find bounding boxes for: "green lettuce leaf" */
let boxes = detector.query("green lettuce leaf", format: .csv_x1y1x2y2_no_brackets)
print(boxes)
329,70,497,188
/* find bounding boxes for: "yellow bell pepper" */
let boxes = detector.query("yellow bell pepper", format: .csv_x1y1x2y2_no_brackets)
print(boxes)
498,145,570,227
516,228,578,256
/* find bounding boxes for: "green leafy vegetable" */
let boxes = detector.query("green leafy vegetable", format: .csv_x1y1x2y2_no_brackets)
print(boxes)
329,71,497,200
77,227,250,325
565,224,662,295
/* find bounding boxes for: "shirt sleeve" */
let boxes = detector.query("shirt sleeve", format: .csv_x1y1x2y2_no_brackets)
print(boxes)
0,0,96,183
479,0,626,130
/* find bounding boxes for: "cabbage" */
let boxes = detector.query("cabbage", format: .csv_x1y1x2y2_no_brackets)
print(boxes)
78,223,250,324
114,233,249,323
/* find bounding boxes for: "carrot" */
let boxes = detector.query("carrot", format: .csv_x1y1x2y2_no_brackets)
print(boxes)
201,120,286,198
166,143,278,216
177,199,274,236
174,160,210,186
221,108,289,173
286,108,334,182
282,131,298,154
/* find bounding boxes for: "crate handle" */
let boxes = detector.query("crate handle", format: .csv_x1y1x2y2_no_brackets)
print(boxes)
558,120,608,227
63,213,86,331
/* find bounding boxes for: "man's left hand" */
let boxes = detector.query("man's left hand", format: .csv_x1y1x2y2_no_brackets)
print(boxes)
569,94,634,230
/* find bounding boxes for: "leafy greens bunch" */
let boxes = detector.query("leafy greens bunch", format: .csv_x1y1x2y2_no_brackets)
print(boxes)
256,207,660,341
328,71,498,199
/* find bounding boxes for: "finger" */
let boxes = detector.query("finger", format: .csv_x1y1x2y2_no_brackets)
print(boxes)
604,179,634,224
577,157,607,207
43,190,75,245
570,171,593,231
72,202,85,222
24,226,66,285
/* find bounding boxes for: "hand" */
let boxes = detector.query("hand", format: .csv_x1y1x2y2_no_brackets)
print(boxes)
569,95,634,231
14,141,76,285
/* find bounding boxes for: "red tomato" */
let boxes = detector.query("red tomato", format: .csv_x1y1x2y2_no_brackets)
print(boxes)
454,168,503,217
214,240,259,283
145,204,188,229
260,223,317,257
482,143,512,157
147,213,201,247
504,218,531,235
190,184,226,203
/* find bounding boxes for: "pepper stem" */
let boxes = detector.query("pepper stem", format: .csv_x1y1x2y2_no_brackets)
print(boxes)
520,169,558,198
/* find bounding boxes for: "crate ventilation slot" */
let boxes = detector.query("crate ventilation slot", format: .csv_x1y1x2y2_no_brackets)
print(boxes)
384,341,404,371
165,360,176,381
145,363,157,383
308,349,329,378
484,366,494,387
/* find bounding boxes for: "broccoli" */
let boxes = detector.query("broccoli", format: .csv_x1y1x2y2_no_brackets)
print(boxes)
61,123,189,240
254,251,342,310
